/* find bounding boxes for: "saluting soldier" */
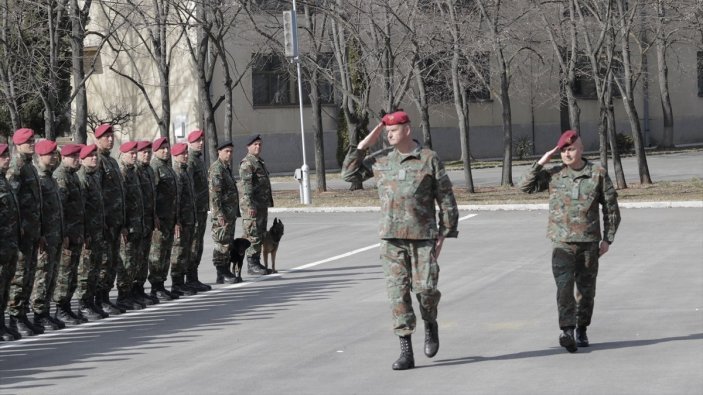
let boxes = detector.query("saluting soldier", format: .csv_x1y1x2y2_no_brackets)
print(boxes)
117,141,146,310
94,124,126,315
148,137,180,301
209,141,240,284
75,144,109,319
52,143,87,325
239,134,270,276
186,130,211,291
170,142,197,296
0,143,21,341
134,141,159,305
7,128,45,337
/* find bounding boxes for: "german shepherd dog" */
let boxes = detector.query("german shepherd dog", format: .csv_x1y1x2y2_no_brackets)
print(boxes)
262,218,284,274
229,238,251,283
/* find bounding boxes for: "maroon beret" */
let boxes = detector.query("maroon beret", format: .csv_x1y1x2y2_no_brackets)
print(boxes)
152,137,169,151
0,144,8,156
12,128,35,145
119,141,138,153
382,111,410,126
136,140,152,152
94,124,114,138
80,144,97,159
187,130,204,143
557,130,579,149
35,140,57,156
171,142,188,156
61,143,82,157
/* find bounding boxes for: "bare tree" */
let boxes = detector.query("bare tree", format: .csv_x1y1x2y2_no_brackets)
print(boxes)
69,0,92,143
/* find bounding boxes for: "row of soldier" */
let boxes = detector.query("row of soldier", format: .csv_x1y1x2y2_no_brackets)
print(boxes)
0,126,273,341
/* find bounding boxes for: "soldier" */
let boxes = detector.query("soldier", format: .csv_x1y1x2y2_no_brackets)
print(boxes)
170,142,197,296
209,141,240,284
52,143,88,325
148,137,180,301
75,144,109,319
342,111,459,370
94,124,126,315
239,134,271,276
186,130,211,291
6,128,45,337
134,141,159,305
117,141,146,310
0,143,21,341
519,130,621,353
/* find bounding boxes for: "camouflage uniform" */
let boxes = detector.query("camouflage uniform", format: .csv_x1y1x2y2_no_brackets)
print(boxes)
76,165,104,306
118,161,144,296
519,159,621,329
170,160,196,283
239,152,273,258
97,148,125,296
0,168,20,318
136,161,156,289
342,144,459,336
208,158,240,269
187,148,209,280
148,156,179,286
6,153,42,319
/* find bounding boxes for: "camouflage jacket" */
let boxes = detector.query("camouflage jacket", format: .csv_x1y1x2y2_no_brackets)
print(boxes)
54,163,84,244
98,149,125,229
188,149,209,213
518,160,621,244
0,170,21,249
120,162,145,235
7,153,42,240
239,153,273,209
151,156,179,228
77,165,105,243
37,162,64,246
342,144,459,240
174,161,196,226
137,162,156,234
208,158,240,222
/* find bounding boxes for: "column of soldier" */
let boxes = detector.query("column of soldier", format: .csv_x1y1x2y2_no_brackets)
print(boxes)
0,126,269,341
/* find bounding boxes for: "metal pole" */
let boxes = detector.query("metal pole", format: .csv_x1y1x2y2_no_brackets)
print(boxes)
291,0,311,204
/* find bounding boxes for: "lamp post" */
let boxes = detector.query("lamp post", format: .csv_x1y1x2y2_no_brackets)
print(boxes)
283,1,311,204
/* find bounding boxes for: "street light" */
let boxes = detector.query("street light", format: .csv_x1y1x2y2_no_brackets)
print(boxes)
283,1,311,205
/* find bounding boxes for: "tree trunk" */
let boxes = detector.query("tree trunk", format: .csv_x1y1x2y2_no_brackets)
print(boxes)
309,68,327,192
605,82,627,189
413,62,432,148
656,27,674,148
70,0,88,144
499,63,513,186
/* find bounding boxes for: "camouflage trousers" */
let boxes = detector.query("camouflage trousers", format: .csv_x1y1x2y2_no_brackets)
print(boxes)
99,226,123,293
53,242,82,305
117,232,142,293
551,242,599,329
75,238,102,302
30,240,61,314
0,246,18,312
148,226,175,284
7,235,39,317
189,211,208,273
380,239,441,337
211,221,235,267
170,224,193,280
242,207,267,257
136,231,152,285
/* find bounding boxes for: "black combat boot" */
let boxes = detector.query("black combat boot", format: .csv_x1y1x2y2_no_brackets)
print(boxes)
1,312,21,341
247,256,267,276
150,282,174,302
79,299,104,320
392,335,415,370
559,327,578,353
117,288,143,311
9,315,35,337
47,313,67,329
93,294,110,318
424,320,439,358
133,283,157,306
576,326,589,347
100,290,126,314
171,276,196,296
187,271,211,292
55,303,81,326
33,312,62,331
215,266,237,284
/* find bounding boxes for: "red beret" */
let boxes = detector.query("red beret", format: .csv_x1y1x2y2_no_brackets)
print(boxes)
80,144,97,159
12,128,35,145
35,140,57,156
61,143,82,157
136,140,152,152
382,111,410,126
171,142,188,156
94,124,114,138
0,143,8,156
187,130,204,143
152,137,169,151
557,130,579,149
119,141,138,153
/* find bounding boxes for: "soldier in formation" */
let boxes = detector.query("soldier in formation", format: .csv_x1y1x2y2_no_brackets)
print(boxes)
239,134,271,276
0,143,21,340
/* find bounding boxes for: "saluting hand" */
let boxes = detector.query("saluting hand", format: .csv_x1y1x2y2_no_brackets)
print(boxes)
538,145,561,166
357,122,385,150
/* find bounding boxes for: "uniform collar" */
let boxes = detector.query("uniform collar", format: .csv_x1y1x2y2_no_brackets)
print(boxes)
562,159,592,179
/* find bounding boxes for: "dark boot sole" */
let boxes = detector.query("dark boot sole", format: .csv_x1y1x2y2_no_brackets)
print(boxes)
559,334,578,353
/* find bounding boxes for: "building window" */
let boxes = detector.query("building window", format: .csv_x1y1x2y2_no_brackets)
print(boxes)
252,53,335,107
698,51,702,97
571,53,621,99
83,47,103,75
